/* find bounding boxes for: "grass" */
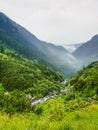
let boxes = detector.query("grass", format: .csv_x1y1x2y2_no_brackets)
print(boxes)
0,104,98,130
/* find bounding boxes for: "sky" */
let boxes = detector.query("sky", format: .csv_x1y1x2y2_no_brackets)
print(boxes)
0,0,98,45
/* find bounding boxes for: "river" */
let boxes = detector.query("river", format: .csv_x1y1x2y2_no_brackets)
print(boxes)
31,80,67,105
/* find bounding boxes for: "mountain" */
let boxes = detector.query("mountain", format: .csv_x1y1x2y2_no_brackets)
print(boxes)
73,34,98,65
0,12,76,77
63,43,83,53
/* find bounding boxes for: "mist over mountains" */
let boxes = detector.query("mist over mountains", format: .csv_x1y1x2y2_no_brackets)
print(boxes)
0,12,98,77
63,43,83,53
73,34,98,66
0,12,76,77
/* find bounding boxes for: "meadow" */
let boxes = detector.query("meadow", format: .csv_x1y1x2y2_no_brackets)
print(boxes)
0,103,98,130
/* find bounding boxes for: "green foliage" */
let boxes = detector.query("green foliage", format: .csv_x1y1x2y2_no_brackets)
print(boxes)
0,16,98,130
0,44,4,53
0,104,98,130
0,83,4,91
34,105,43,115
0,28,74,78
66,61,98,98
0,38,98,130
0,45,63,97
0,91,32,113
0,44,64,113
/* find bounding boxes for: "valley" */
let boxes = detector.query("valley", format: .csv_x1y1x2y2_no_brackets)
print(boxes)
0,12,98,130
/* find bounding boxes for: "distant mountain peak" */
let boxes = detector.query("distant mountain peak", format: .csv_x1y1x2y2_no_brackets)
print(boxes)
73,34,98,65
0,12,6,16
0,12,9,21
63,43,83,53
0,12,7,21
91,34,98,41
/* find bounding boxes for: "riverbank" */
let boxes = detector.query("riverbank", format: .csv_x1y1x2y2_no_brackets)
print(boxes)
31,80,67,105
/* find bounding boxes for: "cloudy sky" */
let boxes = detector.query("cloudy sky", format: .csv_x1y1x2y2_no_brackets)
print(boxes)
0,0,98,45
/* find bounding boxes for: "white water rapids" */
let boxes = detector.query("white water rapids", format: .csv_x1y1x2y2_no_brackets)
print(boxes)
31,80,67,105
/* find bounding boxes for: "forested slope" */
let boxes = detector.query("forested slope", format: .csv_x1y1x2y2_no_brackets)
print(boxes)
66,61,98,98
0,44,63,97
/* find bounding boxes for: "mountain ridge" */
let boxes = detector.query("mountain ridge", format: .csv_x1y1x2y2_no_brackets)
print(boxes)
73,34,98,65
0,12,76,77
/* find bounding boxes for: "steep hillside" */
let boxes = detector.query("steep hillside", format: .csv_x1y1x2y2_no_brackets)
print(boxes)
0,44,64,98
66,61,98,98
0,12,76,77
73,34,98,65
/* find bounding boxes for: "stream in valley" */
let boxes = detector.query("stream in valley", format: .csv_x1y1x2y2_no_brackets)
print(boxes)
31,80,67,105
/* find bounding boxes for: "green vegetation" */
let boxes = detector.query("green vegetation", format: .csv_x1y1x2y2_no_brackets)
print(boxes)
0,91,32,113
0,13,98,129
0,103,98,130
0,43,98,129
0,23,75,78
0,44,64,113
0,44,63,96
66,61,98,98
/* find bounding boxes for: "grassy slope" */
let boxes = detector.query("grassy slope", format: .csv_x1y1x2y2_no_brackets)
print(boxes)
0,104,98,130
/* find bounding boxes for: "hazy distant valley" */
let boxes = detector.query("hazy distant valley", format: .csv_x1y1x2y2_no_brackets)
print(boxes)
63,43,83,53
0,12,98,78
0,12,98,130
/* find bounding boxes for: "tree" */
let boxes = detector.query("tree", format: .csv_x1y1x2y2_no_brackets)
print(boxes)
0,45,4,53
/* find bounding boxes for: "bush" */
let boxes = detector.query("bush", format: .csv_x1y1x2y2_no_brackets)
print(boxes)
0,92,32,113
